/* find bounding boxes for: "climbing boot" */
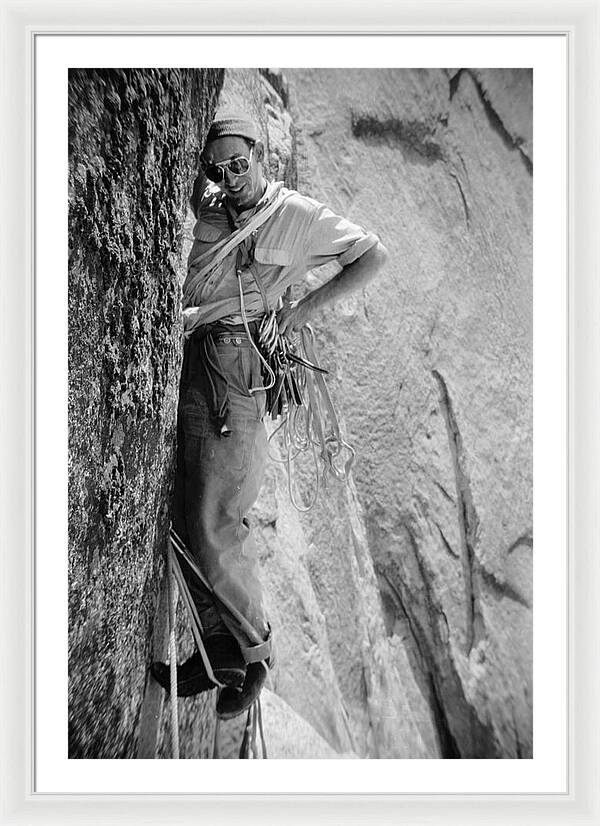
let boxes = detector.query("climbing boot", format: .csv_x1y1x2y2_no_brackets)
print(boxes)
215,660,270,720
151,632,246,697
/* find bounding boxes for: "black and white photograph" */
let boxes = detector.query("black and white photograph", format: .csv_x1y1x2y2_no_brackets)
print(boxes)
5,0,600,818
67,66,533,761
7,4,600,820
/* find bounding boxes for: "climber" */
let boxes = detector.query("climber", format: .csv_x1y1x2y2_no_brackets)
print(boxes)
151,109,389,719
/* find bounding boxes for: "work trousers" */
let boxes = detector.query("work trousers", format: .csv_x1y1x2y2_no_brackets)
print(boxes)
171,329,272,664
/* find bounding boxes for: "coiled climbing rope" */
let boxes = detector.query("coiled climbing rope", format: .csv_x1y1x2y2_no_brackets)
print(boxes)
265,324,355,512
235,243,355,513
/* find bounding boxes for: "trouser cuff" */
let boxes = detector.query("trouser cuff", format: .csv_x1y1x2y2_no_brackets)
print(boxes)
240,634,272,664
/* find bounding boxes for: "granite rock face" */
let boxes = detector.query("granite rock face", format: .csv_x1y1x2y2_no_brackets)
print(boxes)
68,68,223,758
68,67,532,760
283,68,533,758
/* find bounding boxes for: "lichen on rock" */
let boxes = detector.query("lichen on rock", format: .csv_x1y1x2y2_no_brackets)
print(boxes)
68,68,223,758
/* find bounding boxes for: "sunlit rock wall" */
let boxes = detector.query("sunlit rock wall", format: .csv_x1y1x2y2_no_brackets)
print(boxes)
282,67,533,758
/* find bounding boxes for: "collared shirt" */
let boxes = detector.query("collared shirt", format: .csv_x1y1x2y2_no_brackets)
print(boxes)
182,179,379,332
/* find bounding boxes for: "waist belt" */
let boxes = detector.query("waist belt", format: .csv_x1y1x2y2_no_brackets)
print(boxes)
213,333,248,345
194,320,260,338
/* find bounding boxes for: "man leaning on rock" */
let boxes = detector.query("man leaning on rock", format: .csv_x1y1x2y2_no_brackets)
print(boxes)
152,109,388,719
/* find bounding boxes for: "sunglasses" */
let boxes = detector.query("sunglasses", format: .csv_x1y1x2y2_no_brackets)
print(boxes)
201,146,254,184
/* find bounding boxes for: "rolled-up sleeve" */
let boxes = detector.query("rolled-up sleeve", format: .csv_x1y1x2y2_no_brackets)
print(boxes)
302,202,379,270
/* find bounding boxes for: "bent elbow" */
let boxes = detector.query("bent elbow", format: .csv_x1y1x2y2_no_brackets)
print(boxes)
374,240,390,270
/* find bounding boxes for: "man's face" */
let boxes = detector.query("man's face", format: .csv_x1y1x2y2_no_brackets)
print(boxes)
202,136,265,210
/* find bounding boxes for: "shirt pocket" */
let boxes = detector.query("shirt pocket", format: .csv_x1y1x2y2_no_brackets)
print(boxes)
253,246,292,267
193,221,224,242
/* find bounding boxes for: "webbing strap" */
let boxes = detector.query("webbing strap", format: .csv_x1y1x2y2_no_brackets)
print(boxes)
165,528,270,761
168,542,225,688
187,194,280,274
169,527,264,646
241,637,271,664
184,190,293,304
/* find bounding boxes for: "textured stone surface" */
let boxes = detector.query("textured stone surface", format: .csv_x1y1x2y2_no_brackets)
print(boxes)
222,689,358,759
285,68,532,757
68,68,223,758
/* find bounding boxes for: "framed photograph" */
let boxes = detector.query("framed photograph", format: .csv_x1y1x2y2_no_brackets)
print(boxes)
1,0,599,824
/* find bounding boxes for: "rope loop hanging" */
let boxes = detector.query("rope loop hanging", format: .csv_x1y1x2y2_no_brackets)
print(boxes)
232,240,355,513
238,698,268,759
263,322,355,512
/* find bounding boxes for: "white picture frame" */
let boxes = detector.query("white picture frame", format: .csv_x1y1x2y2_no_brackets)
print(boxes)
1,0,599,823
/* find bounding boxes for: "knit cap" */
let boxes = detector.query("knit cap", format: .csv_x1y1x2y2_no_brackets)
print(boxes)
205,110,259,146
